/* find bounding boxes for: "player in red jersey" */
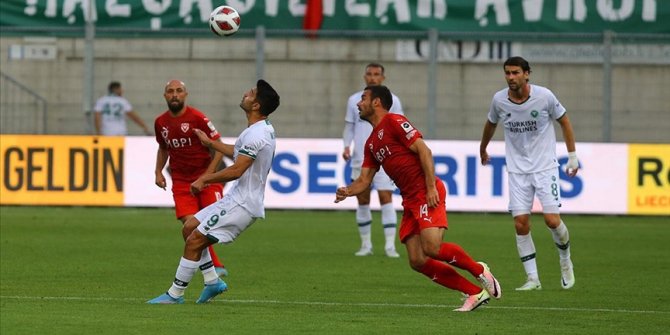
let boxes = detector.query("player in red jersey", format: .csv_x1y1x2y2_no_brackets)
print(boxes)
154,79,227,277
335,85,502,312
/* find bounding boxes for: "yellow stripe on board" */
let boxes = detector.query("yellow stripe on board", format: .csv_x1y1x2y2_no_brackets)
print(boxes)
0,135,124,206
627,144,670,215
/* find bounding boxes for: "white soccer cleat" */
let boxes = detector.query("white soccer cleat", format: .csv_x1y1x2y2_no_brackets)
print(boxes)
515,277,542,291
560,259,575,289
384,247,400,258
354,246,373,256
477,262,502,299
453,289,490,312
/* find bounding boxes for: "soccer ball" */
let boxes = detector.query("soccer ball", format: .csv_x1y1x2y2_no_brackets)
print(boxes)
209,6,241,37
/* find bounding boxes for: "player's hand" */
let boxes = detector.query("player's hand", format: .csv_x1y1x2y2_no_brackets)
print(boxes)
565,152,579,177
334,186,349,203
426,186,439,207
480,151,490,165
342,147,351,161
193,129,212,148
155,173,166,190
191,178,205,195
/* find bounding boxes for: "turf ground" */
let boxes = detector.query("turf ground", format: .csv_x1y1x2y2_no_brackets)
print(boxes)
1,206,669,334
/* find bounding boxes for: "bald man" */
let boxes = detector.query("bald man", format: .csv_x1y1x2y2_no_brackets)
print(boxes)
154,79,228,277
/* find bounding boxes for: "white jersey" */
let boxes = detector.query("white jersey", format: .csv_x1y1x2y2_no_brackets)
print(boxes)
344,90,403,167
227,119,276,218
94,94,133,136
488,84,566,174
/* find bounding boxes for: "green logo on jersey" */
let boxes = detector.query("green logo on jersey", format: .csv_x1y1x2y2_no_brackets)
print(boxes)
530,110,539,118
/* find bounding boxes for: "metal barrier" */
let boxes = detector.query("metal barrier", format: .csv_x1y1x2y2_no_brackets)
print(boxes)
0,71,47,134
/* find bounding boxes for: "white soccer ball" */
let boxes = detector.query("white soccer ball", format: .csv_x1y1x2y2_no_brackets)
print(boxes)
209,6,241,37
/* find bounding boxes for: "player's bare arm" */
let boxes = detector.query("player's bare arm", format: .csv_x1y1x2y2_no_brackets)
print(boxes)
335,167,375,203
557,114,579,177
342,147,351,161
94,112,102,135
191,154,254,194
479,120,497,165
205,148,225,175
154,147,169,190
127,111,151,135
193,128,235,158
342,121,354,161
409,138,439,207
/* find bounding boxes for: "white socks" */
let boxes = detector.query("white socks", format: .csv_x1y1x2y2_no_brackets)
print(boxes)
168,257,199,298
516,233,539,280
550,221,571,261
380,203,397,250
199,249,219,285
356,204,398,250
356,205,372,248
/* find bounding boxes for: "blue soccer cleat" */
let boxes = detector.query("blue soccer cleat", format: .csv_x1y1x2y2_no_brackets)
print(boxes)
147,292,184,304
215,266,229,278
196,278,228,304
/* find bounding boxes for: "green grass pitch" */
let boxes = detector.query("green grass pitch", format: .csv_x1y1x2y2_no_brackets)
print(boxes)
1,206,669,334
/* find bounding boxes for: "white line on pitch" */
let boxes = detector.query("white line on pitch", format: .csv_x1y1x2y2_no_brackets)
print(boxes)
1,295,667,315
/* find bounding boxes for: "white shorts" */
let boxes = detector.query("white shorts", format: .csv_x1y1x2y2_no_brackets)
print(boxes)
351,166,396,191
508,168,562,216
194,196,256,244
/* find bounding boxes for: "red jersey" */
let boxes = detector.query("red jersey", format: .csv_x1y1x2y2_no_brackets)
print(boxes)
154,106,220,183
362,113,428,200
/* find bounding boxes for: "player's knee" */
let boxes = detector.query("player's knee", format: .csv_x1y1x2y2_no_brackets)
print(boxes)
420,244,439,259
185,231,209,253
408,255,426,271
181,224,195,240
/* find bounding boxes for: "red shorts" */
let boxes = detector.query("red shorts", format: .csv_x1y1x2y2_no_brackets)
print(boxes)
398,180,448,243
172,180,223,220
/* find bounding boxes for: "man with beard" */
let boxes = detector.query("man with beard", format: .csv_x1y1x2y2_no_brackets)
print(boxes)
479,57,578,291
148,79,280,304
335,85,501,312
154,79,228,277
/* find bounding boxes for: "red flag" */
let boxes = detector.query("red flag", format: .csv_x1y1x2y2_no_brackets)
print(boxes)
303,0,323,34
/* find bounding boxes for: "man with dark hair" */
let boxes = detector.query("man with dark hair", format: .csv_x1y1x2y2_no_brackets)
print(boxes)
149,80,280,304
342,63,403,258
154,79,228,278
336,85,501,312
94,81,151,136
480,56,578,291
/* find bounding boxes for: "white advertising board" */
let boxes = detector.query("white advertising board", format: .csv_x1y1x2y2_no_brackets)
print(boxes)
123,138,628,214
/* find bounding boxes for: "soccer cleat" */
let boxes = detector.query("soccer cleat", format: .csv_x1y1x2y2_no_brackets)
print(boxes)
147,292,184,304
560,259,575,289
196,278,228,304
515,278,542,291
354,246,373,256
384,247,400,258
215,266,229,278
453,289,490,312
477,262,502,299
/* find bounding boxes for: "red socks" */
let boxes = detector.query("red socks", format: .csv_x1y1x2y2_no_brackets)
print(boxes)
420,258,481,295
437,243,483,277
